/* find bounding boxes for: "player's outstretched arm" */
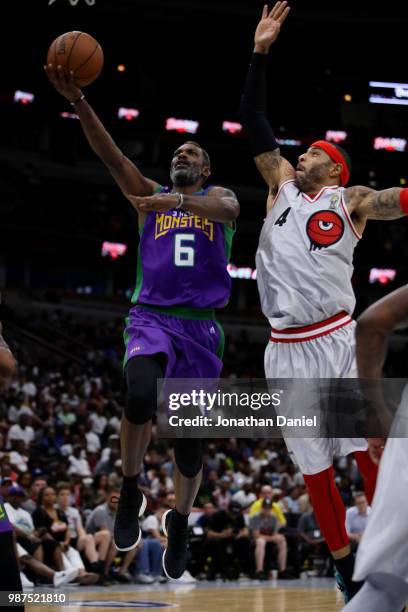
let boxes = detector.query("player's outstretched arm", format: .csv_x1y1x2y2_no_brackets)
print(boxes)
128,186,239,224
356,285,408,379
239,3,294,205
346,186,408,222
44,65,158,201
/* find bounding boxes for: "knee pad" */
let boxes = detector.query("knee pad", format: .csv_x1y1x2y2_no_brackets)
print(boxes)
174,439,203,478
125,386,156,424
124,356,163,425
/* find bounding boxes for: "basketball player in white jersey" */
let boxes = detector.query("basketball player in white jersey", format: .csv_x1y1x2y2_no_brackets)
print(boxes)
342,286,408,612
239,2,408,602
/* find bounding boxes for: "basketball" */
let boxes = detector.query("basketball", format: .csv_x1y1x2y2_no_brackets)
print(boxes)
46,31,104,87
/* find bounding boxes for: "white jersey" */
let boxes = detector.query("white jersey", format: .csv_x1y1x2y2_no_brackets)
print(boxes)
256,180,361,329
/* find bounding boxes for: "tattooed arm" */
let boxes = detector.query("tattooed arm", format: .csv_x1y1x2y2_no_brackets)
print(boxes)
255,149,295,196
344,185,406,234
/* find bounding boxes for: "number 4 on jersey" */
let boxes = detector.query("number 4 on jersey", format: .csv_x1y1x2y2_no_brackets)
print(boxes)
274,207,291,227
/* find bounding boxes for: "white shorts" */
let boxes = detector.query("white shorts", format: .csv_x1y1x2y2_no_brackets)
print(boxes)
265,317,367,475
353,388,408,583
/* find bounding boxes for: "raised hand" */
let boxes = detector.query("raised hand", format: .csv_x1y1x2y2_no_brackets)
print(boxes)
44,64,83,103
254,2,291,54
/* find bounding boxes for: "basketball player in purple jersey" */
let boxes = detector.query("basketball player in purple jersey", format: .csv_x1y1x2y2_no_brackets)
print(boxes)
240,1,408,602
45,65,239,579
0,323,23,606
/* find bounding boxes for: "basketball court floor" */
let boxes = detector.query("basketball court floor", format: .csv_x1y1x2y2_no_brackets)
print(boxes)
27,578,344,612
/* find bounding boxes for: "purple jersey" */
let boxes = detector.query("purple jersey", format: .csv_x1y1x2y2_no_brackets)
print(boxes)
0,496,13,533
131,186,234,309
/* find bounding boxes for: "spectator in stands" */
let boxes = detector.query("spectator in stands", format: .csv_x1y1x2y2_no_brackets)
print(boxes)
249,485,286,527
248,447,269,474
298,510,331,576
206,500,252,580
345,492,371,550
84,420,101,454
232,482,256,510
93,474,109,505
23,476,48,514
67,445,91,478
16,543,78,588
56,401,77,427
282,485,302,514
88,402,107,437
8,393,34,424
7,414,35,449
95,448,121,476
196,502,216,530
6,485,63,571
99,434,119,463
212,476,233,510
56,483,111,576
9,440,29,474
249,498,293,580
150,467,174,499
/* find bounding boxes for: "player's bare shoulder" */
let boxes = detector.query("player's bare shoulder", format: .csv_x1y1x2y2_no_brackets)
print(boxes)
343,185,375,212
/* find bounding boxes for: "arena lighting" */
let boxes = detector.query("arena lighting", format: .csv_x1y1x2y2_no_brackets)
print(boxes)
59,112,79,120
276,138,301,146
101,241,128,260
14,90,34,104
373,137,407,152
118,107,140,121
165,117,199,134
227,263,257,280
222,121,243,135
369,268,397,285
369,81,408,106
325,130,347,144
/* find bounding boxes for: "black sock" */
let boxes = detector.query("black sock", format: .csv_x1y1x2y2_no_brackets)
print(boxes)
172,508,189,528
123,474,139,488
334,553,355,583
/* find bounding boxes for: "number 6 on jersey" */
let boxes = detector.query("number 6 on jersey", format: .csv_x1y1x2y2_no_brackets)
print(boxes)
174,233,195,267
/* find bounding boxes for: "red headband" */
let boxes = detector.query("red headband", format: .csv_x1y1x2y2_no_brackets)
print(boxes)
311,140,350,186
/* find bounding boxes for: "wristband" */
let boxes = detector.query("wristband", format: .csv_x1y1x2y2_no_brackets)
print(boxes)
70,94,85,107
175,193,184,209
400,188,408,214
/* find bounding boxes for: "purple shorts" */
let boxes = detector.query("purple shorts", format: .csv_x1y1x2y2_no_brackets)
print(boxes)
124,306,224,378
0,497,13,534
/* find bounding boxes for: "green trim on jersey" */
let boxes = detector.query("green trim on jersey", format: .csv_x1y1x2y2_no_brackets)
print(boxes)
137,304,216,320
123,316,131,369
215,319,225,359
224,223,235,262
131,224,145,305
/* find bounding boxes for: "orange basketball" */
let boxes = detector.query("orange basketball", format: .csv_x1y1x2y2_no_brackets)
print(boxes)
46,31,104,87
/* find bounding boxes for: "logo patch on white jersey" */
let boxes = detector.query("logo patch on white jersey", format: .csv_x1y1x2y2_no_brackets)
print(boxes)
306,210,344,251
329,194,340,209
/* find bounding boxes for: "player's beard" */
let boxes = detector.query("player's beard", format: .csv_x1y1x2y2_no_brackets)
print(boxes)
295,162,332,193
171,164,202,187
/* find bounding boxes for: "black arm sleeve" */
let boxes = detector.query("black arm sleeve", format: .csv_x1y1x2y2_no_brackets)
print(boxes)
239,53,279,157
